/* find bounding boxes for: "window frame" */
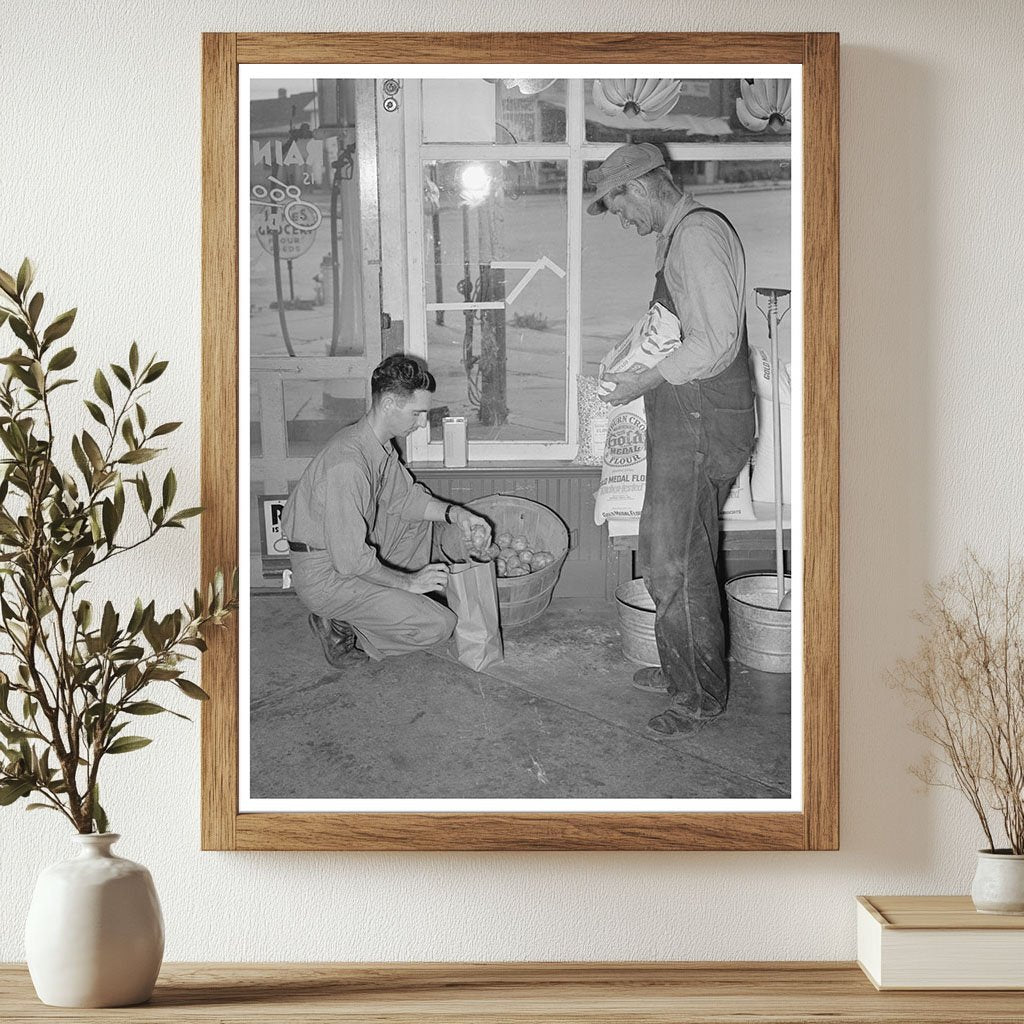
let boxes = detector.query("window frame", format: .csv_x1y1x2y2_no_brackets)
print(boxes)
404,74,792,463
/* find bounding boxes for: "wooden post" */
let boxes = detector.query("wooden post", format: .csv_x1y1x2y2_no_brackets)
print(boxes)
478,191,507,425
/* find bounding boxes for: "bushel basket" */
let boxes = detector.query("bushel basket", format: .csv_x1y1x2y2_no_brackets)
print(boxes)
441,494,569,629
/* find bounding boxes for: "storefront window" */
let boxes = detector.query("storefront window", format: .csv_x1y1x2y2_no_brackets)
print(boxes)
581,159,792,370
283,378,365,458
422,160,568,443
250,379,262,457
249,78,365,358
406,75,794,461
421,79,566,144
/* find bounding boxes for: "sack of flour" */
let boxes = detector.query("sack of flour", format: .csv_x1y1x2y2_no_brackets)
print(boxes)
597,302,681,397
593,401,754,525
749,346,792,505
721,460,756,520
593,398,648,524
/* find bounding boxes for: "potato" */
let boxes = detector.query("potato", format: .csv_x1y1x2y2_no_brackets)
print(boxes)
511,535,529,552
484,543,500,560
495,532,513,548
519,549,534,565
532,551,553,569
498,546,516,561
504,554,522,571
496,557,507,576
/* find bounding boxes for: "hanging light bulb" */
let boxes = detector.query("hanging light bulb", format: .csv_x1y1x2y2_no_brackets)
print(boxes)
460,163,491,207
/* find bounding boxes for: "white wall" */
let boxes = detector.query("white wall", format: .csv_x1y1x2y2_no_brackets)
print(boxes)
2,0,1022,962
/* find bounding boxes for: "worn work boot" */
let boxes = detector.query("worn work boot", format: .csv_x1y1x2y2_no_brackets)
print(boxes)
308,613,364,668
644,708,709,741
631,666,671,693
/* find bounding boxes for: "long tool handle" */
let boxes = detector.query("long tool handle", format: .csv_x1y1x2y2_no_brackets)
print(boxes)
768,304,786,604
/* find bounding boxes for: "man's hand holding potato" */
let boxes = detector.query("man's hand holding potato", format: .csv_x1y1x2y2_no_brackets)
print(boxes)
450,506,492,549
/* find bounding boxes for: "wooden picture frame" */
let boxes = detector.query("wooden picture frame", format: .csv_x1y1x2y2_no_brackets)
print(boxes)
201,32,839,851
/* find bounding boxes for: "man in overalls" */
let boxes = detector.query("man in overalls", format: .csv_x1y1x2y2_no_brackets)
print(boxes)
588,144,756,739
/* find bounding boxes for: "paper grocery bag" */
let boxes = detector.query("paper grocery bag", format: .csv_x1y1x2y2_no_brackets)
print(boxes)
446,560,504,672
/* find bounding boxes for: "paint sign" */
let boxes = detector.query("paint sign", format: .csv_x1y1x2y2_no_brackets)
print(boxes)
252,138,327,177
250,176,321,261
259,496,291,557
253,205,317,261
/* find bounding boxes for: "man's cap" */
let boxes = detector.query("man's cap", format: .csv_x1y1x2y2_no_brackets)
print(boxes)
586,143,665,215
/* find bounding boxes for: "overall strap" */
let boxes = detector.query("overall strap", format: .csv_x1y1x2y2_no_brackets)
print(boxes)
651,204,749,384
651,204,743,315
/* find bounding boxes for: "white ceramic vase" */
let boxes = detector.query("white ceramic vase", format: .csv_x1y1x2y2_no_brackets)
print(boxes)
970,850,1024,915
25,833,164,1007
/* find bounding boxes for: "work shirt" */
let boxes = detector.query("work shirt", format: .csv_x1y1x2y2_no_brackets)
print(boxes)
280,417,432,579
653,194,746,385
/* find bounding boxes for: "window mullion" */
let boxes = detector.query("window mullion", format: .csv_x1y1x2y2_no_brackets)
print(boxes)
565,79,585,457
403,79,433,461
420,143,570,161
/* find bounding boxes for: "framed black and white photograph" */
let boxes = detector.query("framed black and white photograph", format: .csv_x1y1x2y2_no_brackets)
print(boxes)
201,32,838,851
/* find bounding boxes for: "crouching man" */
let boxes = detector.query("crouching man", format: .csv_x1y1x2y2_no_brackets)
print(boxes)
281,355,490,667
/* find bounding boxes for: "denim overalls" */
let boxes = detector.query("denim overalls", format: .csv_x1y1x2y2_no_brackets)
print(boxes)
639,208,756,720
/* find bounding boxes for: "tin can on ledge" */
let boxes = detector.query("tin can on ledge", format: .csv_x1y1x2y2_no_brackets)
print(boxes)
442,416,468,467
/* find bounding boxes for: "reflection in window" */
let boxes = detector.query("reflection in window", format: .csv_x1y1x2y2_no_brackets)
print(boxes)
251,380,262,457
249,79,365,358
584,78,792,145
249,479,263,556
422,160,568,443
581,160,792,370
284,379,365,458
421,79,566,144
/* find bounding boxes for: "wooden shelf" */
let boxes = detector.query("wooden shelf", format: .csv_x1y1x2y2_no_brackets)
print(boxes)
3,962,1023,1022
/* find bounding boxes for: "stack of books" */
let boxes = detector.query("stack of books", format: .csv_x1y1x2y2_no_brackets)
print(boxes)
857,895,1024,989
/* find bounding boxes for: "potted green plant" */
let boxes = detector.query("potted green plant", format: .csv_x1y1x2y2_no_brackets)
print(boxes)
0,260,236,1006
895,552,1024,914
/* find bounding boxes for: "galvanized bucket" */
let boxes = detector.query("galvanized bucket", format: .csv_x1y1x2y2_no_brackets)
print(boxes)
614,578,660,667
724,573,792,674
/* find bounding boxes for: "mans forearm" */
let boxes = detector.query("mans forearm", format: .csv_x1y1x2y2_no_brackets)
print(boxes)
421,496,452,523
633,363,666,393
422,497,483,537
602,363,666,406
358,561,411,591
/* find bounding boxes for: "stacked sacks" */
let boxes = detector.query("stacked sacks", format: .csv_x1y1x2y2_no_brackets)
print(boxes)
593,402,755,524
748,346,792,505
592,303,756,524
593,398,648,525
592,303,679,525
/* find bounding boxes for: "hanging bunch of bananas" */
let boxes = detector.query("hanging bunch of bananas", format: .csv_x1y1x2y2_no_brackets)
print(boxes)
735,79,792,133
592,78,682,121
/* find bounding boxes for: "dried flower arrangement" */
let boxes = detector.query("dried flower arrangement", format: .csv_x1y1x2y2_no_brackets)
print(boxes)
895,552,1024,854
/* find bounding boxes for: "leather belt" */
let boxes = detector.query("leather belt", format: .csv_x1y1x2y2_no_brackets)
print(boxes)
288,541,323,553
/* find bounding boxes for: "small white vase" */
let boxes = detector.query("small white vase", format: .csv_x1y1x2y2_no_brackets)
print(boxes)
970,849,1024,915
25,833,164,1007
